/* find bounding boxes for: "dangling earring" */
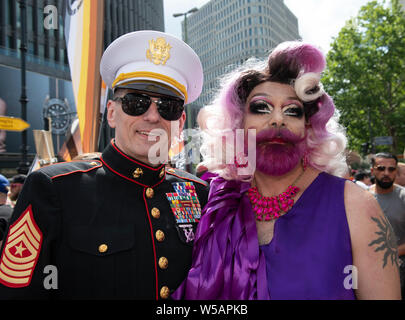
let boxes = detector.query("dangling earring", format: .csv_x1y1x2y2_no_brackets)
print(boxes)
302,153,309,170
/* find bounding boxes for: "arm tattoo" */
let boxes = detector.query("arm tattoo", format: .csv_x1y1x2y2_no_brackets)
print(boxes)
368,215,400,269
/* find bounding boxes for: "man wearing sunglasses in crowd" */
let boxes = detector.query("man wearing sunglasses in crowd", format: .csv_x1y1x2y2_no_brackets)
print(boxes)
0,31,209,299
370,152,405,299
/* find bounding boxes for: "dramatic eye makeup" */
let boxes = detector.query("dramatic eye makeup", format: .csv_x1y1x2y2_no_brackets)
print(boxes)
248,98,273,114
282,104,304,118
248,96,304,119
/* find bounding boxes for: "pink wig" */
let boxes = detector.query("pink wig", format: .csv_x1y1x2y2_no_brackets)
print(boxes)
198,42,347,180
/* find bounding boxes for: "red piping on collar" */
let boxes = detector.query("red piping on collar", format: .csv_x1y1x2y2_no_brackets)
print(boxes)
111,140,165,172
100,157,164,188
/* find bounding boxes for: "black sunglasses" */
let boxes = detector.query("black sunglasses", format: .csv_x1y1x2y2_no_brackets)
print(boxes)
375,165,397,172
114,92,184,121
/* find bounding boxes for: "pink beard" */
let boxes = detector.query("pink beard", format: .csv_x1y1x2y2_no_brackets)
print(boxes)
250,128,308,176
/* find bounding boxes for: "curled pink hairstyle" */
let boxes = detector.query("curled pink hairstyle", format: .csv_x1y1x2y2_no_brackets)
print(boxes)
198,41,347,180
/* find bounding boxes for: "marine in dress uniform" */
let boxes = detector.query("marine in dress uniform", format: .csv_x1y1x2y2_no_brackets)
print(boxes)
0,31,208,299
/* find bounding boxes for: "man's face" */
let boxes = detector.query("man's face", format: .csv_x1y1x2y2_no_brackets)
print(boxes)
395,163,405,187
371,157,397,189
243,81,307,176
9,183,23,201
107,89,186,165
363,176,372,186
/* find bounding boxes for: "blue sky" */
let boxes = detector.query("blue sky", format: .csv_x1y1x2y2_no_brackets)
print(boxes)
164,0,371,52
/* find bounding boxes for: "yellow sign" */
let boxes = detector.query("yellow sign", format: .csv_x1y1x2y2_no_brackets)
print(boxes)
0,116,30,131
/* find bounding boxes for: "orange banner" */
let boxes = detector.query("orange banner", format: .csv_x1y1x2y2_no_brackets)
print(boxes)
65,0,105,154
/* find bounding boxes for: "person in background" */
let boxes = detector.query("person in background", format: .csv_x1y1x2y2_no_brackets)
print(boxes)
395,162,405,187
8,174,26,206
0,175,12,242
354,171,372,190
370,152,405,299
0,98,7,153
174,41,400,300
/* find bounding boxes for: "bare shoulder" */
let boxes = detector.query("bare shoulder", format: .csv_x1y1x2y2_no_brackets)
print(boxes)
344,181,381,259
344,181,380,221
343,180,401,299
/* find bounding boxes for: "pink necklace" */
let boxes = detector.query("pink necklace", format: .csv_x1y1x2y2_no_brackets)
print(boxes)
248,168,306,222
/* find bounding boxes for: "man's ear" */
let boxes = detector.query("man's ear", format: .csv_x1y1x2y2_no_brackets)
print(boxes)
171,111,186,142
106,100,117,129
179,111,186,132
168,111,186,149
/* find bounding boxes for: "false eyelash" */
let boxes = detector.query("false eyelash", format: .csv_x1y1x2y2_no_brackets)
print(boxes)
249,101,272,114
283,107,304,118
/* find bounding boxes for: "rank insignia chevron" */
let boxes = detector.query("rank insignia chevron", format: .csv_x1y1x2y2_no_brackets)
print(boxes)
0,205,42,288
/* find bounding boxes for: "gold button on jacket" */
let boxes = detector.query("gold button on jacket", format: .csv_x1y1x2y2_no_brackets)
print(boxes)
98,244,108,253
158,257,168,269
155,230,165,242
160,286,170,299
151,207,160,219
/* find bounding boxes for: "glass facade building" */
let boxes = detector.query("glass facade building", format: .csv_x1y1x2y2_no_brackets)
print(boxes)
104,0,164,49
183,0,300,122
0,0,164,80
0,0,69,79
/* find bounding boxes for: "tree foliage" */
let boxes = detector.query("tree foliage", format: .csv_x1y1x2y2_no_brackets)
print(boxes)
323,0,405,155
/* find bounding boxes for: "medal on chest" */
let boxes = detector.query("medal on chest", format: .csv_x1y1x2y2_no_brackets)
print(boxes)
166,182,201,244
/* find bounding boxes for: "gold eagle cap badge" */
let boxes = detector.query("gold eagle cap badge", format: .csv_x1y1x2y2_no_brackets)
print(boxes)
146,37,172,65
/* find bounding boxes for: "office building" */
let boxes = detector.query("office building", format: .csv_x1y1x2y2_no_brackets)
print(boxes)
104,0,164,47
183,0,300,124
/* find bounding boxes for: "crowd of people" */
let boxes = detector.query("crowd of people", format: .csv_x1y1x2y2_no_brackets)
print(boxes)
0,174,26,242
0,30,403,300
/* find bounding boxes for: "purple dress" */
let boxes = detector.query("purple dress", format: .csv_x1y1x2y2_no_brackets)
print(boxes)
260,172,355,299
173,172,355,300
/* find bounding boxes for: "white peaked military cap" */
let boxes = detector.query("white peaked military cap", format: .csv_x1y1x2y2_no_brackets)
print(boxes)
100,30,203,104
